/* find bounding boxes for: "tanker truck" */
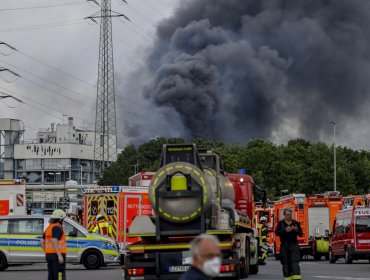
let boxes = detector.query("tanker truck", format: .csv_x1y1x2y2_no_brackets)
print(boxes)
123,144,260,279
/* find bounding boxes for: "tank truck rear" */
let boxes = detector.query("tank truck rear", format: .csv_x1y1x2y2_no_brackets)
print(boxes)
123,144,259,279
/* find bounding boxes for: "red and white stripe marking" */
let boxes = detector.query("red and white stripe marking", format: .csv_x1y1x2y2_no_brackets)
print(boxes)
16,193,24,206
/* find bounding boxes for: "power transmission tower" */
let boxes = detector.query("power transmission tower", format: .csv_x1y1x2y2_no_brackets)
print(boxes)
86,0,129,179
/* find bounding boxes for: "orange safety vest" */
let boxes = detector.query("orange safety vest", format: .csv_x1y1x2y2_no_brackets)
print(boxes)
44,224,67,254
93,220,112,236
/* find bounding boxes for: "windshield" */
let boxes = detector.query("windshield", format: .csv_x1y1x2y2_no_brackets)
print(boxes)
356,216,370,233
64,218,89,234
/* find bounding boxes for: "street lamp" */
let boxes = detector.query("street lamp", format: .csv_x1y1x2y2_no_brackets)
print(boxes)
58,164,71,197
330,121,337,192
79,165,83,185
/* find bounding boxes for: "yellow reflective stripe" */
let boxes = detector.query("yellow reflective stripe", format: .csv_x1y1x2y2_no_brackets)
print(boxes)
206,231,233,235
291,276,302,280
129,241,232,252
101,249,120,256
58,272,63,280
128,233,156,237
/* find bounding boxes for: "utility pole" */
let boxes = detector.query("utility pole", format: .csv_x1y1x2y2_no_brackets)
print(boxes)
330,121,337,192
86,0,129,180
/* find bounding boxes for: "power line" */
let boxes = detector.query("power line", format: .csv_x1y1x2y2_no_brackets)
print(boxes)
140,0,167,17
0,2,87,12
0,20,87,33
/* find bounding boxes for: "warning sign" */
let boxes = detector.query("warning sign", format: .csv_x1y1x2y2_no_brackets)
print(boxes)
106,200,114,216
91,201,98,216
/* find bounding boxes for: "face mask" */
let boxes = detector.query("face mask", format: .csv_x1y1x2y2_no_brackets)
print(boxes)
202,257,221,277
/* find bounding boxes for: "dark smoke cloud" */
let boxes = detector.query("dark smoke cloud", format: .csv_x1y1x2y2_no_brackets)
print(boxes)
141,0,370,142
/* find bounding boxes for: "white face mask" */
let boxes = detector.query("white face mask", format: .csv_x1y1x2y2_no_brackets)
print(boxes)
202,257,221,277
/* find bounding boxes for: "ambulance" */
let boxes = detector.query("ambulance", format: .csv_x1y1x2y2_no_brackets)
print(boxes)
83,186,153,250
329,206,370,264
129,172,155,187
0,179,26,216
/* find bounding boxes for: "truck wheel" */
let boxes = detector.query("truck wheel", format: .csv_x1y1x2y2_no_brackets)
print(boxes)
83,251,103,269
345,249,353,264
249,263,259,275
314,253,322,261
240,238,250,278
0,253,8,271
329,249,336,264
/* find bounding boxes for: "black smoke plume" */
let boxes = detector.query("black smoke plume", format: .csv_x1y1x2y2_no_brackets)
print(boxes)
141,0,370,142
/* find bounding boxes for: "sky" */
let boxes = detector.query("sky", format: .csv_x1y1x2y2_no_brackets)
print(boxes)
1,0,370,151
0,0,180,146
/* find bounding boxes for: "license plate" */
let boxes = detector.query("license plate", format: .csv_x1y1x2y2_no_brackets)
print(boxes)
168,266,190,273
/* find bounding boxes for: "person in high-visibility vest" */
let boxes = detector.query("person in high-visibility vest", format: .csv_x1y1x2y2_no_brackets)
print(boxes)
92,214,113,237
257,216,269,265
41,209,67,280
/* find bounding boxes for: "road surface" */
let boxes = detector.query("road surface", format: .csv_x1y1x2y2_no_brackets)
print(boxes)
1,258,370,279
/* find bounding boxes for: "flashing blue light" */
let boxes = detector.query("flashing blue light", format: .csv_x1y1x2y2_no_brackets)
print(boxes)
112,186,120,192
238,169,247,175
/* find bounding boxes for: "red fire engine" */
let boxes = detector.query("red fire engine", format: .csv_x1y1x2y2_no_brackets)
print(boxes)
274,192,342,260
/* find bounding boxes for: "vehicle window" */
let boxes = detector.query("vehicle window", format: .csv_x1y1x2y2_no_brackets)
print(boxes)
10,219,44,235
335,219,344,235
63,222,84,237
0,220,8,234
343,218,351,233
356,217,370,233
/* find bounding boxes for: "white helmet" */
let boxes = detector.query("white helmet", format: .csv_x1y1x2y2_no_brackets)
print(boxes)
260,216,268,222
50,209,66,220
96,214,104,220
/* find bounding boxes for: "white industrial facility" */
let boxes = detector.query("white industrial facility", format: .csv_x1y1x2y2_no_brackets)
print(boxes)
0,117,118,213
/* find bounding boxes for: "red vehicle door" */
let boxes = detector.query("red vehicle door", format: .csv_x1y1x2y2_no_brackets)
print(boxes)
331,219,342,256
354,215,370,252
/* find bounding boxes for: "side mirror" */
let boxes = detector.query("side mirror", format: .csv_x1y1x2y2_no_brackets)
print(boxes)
69,230,77,237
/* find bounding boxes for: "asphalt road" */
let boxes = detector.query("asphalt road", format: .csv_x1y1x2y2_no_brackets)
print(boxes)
1,259,370,279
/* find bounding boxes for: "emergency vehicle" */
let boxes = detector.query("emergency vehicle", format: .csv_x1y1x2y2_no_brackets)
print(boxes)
0,179,26,216
0,215,119,270
129,172,155,187
83,185,153,249
255,205,274,247
273,192,342,260
329,206,370,264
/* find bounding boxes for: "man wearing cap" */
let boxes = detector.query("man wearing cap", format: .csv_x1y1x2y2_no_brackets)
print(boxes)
92,214,113,237
41,209,67,280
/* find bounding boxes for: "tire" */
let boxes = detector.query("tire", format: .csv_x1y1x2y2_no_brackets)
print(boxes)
249,263,259,275
345,249,353,264
314,253,322,261
329,249,336,264
275,253,280,261
240,238,250,279
82,251,103,270
0,252,8,271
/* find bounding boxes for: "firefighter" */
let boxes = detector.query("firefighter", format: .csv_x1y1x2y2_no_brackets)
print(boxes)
258,216,269,265
92,214,113,237
275,208,303,280
41,209,67,280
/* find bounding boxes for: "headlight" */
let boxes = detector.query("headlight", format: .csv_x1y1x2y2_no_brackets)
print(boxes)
104,241,118,250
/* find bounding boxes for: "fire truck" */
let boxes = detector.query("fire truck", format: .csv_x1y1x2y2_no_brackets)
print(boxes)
123,144,261,279
83,185,153,249
129,172,155,187
255,204,274,247
273,192,342,260
0,179,26,216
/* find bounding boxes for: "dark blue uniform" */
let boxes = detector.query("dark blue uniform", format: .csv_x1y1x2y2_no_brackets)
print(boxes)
275,219,303,280
179,266,209,280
